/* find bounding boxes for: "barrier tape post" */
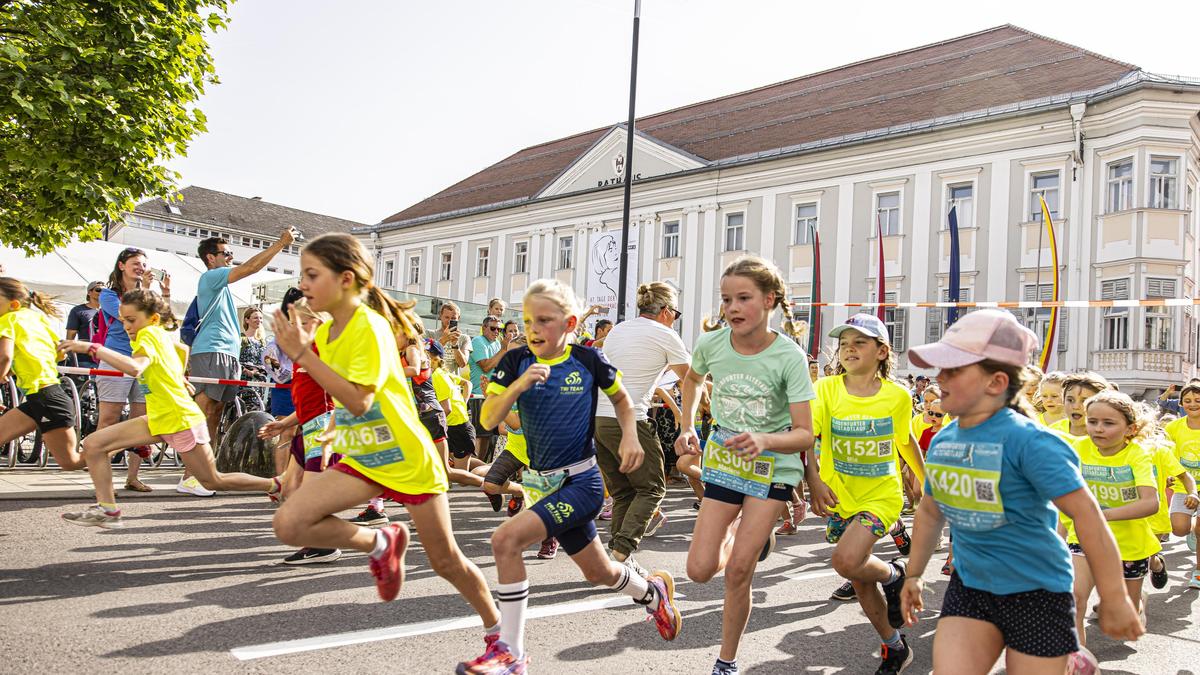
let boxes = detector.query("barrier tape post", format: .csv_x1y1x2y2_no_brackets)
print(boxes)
56,366,291,389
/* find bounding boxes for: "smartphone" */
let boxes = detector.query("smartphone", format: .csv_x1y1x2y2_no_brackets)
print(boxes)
598,306,611,315
449,319,459,331
152,268,166,281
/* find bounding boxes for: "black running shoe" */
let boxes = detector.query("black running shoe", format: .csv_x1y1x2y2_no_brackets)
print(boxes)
890,521,912,556
875,635,913,674
1150,553,1168,589
283,547,343,565
349,507,389,527
881,559,908,629
758,529,776,562
486,492,503,512
831,579,856,601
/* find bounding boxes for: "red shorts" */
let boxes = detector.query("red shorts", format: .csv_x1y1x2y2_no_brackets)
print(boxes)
330,462,437,505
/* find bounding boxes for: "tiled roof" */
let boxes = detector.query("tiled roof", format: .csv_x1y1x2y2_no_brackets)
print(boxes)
134,186,363,239
379,25,1135,227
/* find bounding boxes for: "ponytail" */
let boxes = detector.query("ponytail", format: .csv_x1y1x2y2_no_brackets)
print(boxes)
364,285,420,340
977,358,1037,418
0,278,62,319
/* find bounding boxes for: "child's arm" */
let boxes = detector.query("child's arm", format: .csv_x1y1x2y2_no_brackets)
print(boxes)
898,435,926,485
1100,486,1159,522
726,400,814,457
402,344,422,378
674,368,705,455
258,411,299,439
0,337,12,380
60,340,150,378
480,364,542,430
655,387,683,426
504,409,521,430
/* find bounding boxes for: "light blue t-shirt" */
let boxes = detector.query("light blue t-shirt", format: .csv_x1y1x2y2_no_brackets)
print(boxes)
191,267,240,357
469,334,500,394
98,288,132,356
925,407,1085,595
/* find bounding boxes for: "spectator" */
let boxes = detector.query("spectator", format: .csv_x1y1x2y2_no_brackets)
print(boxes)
65,281,104,368
468,315,511,458
910,374,929,408
588,319,614,348
430,301,471,370
237,307,268,414
487,297,507,319
1159,384,1183,417
263,287,302,474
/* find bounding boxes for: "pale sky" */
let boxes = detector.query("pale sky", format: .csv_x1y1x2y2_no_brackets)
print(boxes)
167,0,1200,226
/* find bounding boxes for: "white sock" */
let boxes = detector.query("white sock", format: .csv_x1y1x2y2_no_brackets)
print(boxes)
369,530,388,560
368,497,385,512
497,581,529,657
611,563,660,610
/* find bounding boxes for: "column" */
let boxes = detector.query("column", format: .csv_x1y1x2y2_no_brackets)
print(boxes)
681,206,701,343
760,192,777,262
698,204,719,328
454,236,469,302
987,160,1011,303
423,243,434,295
639,215,655,289
493,231,508,304
529,228,544,280
833,181,856,328
910,170,933,335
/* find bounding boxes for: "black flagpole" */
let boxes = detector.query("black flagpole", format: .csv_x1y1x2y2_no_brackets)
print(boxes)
615,0,640,323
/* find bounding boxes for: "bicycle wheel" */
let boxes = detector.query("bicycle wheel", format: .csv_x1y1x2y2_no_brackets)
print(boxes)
2,377,18,468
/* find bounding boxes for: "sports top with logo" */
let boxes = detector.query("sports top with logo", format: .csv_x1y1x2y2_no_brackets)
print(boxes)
0,308,61,395
689,327,814,488
1165,416,1200,481
1066,438,1160,562
925,408,1084,594
487,344,621,472
128,325,208,436
812,374,912,528
314,304,447,495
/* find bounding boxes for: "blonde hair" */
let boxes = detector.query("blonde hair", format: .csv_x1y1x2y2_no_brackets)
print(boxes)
636,281,677,316
720,256,804,340
1062,371,1115,399
0,278,62,318
832,327,898,381
523,279,580,320
701,308,725,332
303,233,421,339
242,307,265,341
1086,391,1157,443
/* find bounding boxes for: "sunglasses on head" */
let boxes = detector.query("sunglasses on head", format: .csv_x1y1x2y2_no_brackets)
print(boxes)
120,247,146,260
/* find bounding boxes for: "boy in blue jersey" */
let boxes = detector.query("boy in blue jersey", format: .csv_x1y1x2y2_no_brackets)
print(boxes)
457,280,682,675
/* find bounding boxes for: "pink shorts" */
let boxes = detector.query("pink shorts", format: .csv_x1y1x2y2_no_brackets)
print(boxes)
159,424,211,454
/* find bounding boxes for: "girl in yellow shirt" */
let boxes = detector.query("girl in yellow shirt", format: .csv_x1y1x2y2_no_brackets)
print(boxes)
0,278,86,473
1164,382,1200,588
268,233,500,650
58,290,279,529
1036,371,1068,427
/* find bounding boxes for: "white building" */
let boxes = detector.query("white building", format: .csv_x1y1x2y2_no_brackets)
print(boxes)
359,26,1200,396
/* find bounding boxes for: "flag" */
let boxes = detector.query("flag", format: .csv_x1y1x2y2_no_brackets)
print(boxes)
876,212,886,322
809,226,822,357
1038,195,1061,371
947,205,961,326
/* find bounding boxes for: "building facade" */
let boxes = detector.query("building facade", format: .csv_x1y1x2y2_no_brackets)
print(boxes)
360,26,1200,396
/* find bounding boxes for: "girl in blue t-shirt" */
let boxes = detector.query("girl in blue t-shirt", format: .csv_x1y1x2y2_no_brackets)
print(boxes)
901,310,1142,674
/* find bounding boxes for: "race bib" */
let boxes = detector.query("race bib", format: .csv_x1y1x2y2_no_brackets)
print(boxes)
521,469,567,506
926,441,1007,531
830,417,896,478
301,411,332,462
700,427,775,499
1179,446,1200,480
333,403,404,468
1081,463,1139,509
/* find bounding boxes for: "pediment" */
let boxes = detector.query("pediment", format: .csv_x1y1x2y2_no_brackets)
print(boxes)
537,126,706,198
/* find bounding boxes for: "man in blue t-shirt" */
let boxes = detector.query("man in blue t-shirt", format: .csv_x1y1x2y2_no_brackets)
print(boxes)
467,315,511,456
191,229,296,444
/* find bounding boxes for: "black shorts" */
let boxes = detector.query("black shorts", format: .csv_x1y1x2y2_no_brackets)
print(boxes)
16,384,75,433
467,397,494,438
703,480,794,505
941,572,1078,658
1067,543,1149,579
418,408,448,443
446,422,477,459
484,449,526,486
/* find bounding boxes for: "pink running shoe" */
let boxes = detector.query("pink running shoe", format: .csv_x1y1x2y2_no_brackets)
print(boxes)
456,640,528,675
367,523,409,602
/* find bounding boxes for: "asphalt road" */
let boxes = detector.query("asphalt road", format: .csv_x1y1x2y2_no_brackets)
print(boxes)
0,483,1197,674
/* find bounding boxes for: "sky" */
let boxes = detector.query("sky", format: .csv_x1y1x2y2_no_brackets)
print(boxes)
167,0,1200,226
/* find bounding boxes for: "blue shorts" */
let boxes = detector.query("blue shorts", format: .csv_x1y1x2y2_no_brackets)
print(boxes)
270,388,296,417
529,465,603,555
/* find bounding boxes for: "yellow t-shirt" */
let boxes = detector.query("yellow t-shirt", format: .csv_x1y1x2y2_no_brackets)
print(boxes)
1067,439,1161,561
316,304,447,495
129,325,207,436
1037,411,1065,427
0,308,60,394
1165,417,1200,481
503,404,529,467
432,368,469,427
1147,441,1185,536
813,375,914,528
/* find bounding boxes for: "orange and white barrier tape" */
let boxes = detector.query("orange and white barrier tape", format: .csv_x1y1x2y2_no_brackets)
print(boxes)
57,366,290,389
791,298,1199,309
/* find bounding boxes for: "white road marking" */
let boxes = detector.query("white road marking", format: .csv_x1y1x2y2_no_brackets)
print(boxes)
782,570,840,582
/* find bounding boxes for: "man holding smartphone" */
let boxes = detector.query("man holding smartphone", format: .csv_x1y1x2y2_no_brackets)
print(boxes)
431,302,471,370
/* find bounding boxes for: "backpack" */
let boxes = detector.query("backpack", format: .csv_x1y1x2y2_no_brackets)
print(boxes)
90,307,116,346
181,289,224,347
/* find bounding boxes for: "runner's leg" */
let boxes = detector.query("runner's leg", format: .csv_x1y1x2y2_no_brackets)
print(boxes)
406,492,500,627
830,520,894,639
931,616,1004,675
273,470,387,552
180,443,275,492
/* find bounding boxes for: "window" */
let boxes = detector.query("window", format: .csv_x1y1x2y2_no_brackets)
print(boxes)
927,288,973,341
1149,157,1178,209
408,255,420,285
791,295,811,326
875,192,901,236
724,212,745,252
944,184,974,230
1101,279,1129,350
1030,171,1060,221
476,246,490,277
284,269,294,275
1020,283,1068,353
557,235,573,270
793,203,818,245
382,259,395,288
882,292,906,352
1145,277,1176,351
439,251,453,281
513,241,528,274
1106,160,1133,213
662,220,680,258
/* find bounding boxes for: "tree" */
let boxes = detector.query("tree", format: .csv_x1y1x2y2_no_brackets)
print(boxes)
0,0,230,255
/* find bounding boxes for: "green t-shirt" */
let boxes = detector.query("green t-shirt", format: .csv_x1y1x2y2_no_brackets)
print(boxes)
690,327,815,486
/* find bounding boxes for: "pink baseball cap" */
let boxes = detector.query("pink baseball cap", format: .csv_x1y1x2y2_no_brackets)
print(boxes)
908,309,1039,369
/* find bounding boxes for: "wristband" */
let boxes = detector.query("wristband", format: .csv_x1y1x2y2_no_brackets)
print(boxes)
289,348,307,365
87,344,100,361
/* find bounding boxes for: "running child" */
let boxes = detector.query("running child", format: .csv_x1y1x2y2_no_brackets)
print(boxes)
1036,371,1068,427
900,309,1142,674
674,256,815,675
804,313,924,674
58,289,280,528
457,279,681,675
1055,372,1115,438
1164,381,1200,587
0,279,85,471
1141,425,1196,588
269,233,500,653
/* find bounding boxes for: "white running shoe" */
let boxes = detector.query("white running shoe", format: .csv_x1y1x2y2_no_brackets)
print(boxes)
644,509,668,537
176,476,215,497
62,505,124,529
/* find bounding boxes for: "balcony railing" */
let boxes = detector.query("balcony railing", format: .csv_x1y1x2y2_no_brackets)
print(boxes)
1091,350,1184,373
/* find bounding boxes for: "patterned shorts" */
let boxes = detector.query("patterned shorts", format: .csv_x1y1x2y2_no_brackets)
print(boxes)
826,510,888,544
1067,543,1149,580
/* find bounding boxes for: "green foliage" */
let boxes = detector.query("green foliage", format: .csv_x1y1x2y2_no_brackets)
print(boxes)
0,0,230,255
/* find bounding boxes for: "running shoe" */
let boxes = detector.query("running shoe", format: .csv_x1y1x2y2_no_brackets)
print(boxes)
941,560,953,576
456,639,527,675
792,499,807,522
61,505,124,529
1188,567,1200,590
775,520,797,536
692,500,701,511
1150,553,1168,589
621,554,650,579
176,476,215,497
506,495,524,518
536,537,559,560
123,479,152,493
349,507,389,528
758,529,776,562
598,497,613,521
486,491,503,512
831,580,857,601
283,547,342,565
874,635,913,675
881,559,908,629
131,445,152,459
645,509,668,537
267,476,283,504
711,661,739,675
368,523,409,602
890,521,912,556
645,570,682,641
1066,648,1098,675
900,503,916,516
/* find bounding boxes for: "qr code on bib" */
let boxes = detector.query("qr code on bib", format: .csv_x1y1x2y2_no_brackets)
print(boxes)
1120,487,1138,502
877,440,892,457
372,425,394,445
753,461,771,478
974,479,997,503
